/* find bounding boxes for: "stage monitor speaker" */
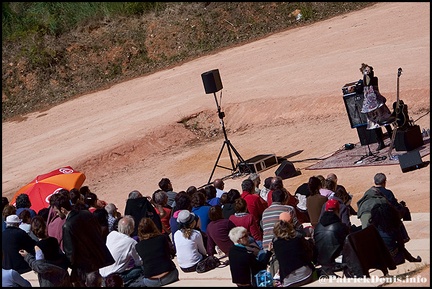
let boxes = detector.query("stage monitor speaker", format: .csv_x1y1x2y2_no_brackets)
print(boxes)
275,160,301,179
201,69,223,94
398,150,423,173
356,125,378,145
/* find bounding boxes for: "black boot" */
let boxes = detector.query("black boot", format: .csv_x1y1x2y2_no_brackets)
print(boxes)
375,128,386,151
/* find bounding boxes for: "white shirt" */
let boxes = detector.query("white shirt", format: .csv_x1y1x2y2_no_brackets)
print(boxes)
216,188,225,198
99,230,142,277
174,229,207,268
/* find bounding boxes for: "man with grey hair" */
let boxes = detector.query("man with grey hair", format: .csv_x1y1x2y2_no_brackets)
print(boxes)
105,203,120,233
248,173,262,195
99,215,143,285
373,173,410,221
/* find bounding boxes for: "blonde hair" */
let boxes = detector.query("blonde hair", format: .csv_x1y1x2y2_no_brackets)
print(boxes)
273,220,296,240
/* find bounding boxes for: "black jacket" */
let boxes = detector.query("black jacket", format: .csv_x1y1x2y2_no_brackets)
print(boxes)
124,196,162,236
228,244,272,286
2,226,36,274
313,211,348,268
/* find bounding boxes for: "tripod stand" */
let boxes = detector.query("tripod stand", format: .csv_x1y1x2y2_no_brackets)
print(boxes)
207,91,249,184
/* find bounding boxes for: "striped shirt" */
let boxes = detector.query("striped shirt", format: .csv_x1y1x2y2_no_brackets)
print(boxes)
261,202,300,248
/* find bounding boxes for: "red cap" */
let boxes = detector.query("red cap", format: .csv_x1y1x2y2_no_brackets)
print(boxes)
325,199,340,212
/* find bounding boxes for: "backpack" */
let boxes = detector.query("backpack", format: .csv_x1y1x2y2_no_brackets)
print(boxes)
196,255,221,273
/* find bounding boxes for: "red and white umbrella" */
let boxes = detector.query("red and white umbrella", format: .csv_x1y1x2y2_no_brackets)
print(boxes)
10,166,86,213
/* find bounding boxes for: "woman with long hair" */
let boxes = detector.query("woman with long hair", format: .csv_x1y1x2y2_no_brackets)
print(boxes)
173,210,207,273
135,217,179,287
272,214,315,287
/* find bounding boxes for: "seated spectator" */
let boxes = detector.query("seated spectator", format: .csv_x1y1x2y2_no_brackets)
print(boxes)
19,246,71,287
134,217,179,287
205,185,221,206
152,190,172,235
229,198,263,242
248,173,262,195
241,178,268,223
273,214,315,287
293,182,311,223
18,209,34,238
1,197,9,212
93,208,110,242
15,194,37,219
370,202,421,265
326,173,356,215
124,190,162,237
105,203,121,233
2,204,17,232
2,214,36,274
31,216,69,270
191,191,211,233
169,192,192,248
228,226,272,287
266,177,297,209
357,186,388,229
313,199,348,276
319,188,352,232
80,186,107,209
213,179,226,198
158,178,178,208
222,189,241,219
69,188,87,210
99,215,143,285
259,176,273,203
84,192,99,213
319,178,336,199
206,205,236,257
306,176,327,228
173,210,207,273
262,189,302,250
46,191,69,251
219,192,228,208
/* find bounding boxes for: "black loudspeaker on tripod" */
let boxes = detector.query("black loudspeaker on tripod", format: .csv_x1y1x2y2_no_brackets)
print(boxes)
201,69,223,94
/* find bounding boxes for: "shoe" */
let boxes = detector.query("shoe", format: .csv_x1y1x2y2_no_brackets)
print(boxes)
407,255,422,262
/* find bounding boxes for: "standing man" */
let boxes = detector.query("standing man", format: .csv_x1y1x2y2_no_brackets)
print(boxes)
52,193,115,287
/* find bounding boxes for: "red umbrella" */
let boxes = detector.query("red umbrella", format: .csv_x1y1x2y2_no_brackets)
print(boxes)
10,166,86,213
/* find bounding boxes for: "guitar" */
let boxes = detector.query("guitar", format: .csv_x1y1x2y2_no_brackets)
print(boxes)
392,67,409,128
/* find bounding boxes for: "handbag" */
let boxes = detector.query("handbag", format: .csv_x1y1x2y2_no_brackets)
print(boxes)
196,255,221,273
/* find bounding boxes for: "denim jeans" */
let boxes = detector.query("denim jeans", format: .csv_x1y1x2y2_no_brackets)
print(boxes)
142,268,179,287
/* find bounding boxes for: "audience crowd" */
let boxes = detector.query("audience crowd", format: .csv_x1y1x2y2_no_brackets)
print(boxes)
2,172,421,287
